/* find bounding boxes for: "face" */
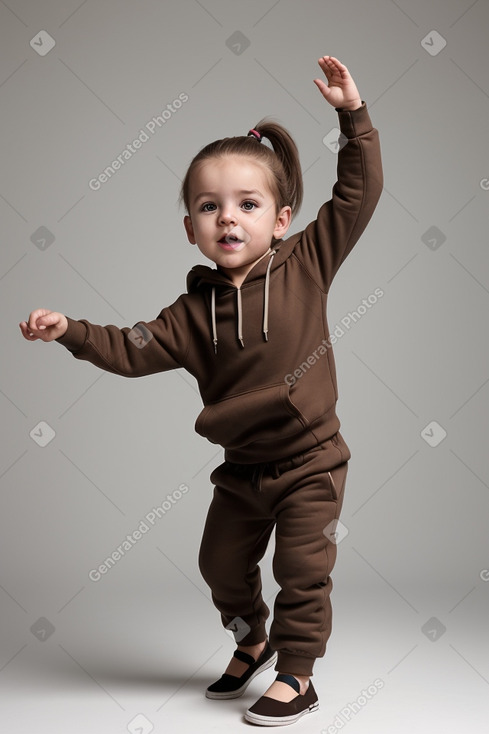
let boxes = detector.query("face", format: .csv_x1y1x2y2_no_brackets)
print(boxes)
184,155,291,286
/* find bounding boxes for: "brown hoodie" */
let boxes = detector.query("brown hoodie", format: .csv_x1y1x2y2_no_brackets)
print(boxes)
56,101,383,464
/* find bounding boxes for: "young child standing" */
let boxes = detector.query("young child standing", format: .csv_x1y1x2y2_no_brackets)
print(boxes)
20,56,382,726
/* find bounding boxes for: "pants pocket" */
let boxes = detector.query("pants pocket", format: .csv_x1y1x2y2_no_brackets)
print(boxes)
328,462,348,506
327,470,338,502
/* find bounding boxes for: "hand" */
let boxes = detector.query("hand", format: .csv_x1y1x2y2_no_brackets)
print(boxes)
19,309,68,342
313,56,362,110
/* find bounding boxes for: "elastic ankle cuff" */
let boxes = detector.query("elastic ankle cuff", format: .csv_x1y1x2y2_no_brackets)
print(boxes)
235,624,268,646
275,652,315,677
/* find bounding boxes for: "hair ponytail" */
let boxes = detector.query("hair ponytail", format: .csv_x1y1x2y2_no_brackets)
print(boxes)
180,117,303,220
249,118,303,219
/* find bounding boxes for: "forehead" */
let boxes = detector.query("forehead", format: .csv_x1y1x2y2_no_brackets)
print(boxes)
190,155,272,196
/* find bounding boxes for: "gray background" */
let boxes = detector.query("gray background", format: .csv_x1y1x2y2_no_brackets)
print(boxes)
1,1,488,732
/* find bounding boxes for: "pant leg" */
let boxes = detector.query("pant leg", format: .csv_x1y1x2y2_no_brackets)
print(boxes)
198,460,275,646
267,450,349,677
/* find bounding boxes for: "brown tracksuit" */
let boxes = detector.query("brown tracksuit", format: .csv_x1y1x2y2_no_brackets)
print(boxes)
55,101,383,677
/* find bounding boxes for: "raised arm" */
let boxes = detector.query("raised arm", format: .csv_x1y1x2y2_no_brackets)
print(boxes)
293,56,383,291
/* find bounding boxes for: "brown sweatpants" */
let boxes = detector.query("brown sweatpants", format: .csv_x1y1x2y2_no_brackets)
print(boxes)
198,438,349,677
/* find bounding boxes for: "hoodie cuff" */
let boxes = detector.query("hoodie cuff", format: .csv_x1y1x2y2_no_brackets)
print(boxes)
335,101,372,138
55,317,88,352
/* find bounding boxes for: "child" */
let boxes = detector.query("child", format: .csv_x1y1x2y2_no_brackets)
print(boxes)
20,56,383,727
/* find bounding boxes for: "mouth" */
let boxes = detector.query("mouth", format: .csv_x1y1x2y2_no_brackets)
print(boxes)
218,233,244,250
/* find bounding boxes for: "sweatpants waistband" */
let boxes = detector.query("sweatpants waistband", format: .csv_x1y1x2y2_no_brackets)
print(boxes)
223,441,342,492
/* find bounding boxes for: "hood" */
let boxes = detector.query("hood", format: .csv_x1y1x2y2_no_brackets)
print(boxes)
186,241,295,353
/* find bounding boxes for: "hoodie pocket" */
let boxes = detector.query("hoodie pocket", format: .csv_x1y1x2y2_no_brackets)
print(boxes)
195,382,309,450
287,366,337,428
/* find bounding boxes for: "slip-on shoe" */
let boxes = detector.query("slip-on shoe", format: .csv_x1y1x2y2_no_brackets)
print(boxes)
205,641,277,700
244,673,319,726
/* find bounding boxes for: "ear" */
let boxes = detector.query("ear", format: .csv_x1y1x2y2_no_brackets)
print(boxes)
183,215,196,245
273,206,292,240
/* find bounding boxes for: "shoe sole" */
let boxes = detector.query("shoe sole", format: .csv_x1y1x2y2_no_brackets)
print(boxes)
205,651,278,700
244,700,319,726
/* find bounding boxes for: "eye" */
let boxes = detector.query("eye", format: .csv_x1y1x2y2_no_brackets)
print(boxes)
241,200,257,211
201,202,217,212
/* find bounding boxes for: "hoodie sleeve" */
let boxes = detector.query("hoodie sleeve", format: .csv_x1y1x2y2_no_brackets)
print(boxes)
54,296,190,377
293,101,383,292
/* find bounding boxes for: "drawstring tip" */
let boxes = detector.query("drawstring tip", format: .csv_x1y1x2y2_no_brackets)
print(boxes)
263,330,268,342
239,338,245,348
213,339,218,354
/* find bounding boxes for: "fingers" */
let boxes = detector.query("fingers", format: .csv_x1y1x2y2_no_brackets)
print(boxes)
35,312,60,330
19,321,38,340
317,56,332,77
20,309,61,342
313,78,330,96
318,55,345,68
25,308,47,332
317,55,349,77
27,309,58,332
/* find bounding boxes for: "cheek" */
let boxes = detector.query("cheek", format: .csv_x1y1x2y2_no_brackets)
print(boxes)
199,219,213,233
195,219,215,240
262,212,280,231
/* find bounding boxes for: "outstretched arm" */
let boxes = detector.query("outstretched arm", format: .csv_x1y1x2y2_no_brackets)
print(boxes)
20,303,189,378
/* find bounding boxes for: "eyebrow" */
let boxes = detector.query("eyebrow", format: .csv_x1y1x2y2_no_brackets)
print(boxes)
193,189,264,204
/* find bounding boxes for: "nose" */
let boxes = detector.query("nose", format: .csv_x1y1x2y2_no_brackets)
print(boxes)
219,206,237,225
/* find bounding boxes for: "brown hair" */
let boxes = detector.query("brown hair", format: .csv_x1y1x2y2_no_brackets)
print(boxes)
180,118,303,220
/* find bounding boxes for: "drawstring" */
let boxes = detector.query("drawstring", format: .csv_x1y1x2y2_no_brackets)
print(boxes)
251,464,264,492
211,286,218,354
237,287,244,348
210,249,277,353
263,250,275,342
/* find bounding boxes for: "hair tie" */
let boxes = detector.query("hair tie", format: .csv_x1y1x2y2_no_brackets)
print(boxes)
247,128,262,143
